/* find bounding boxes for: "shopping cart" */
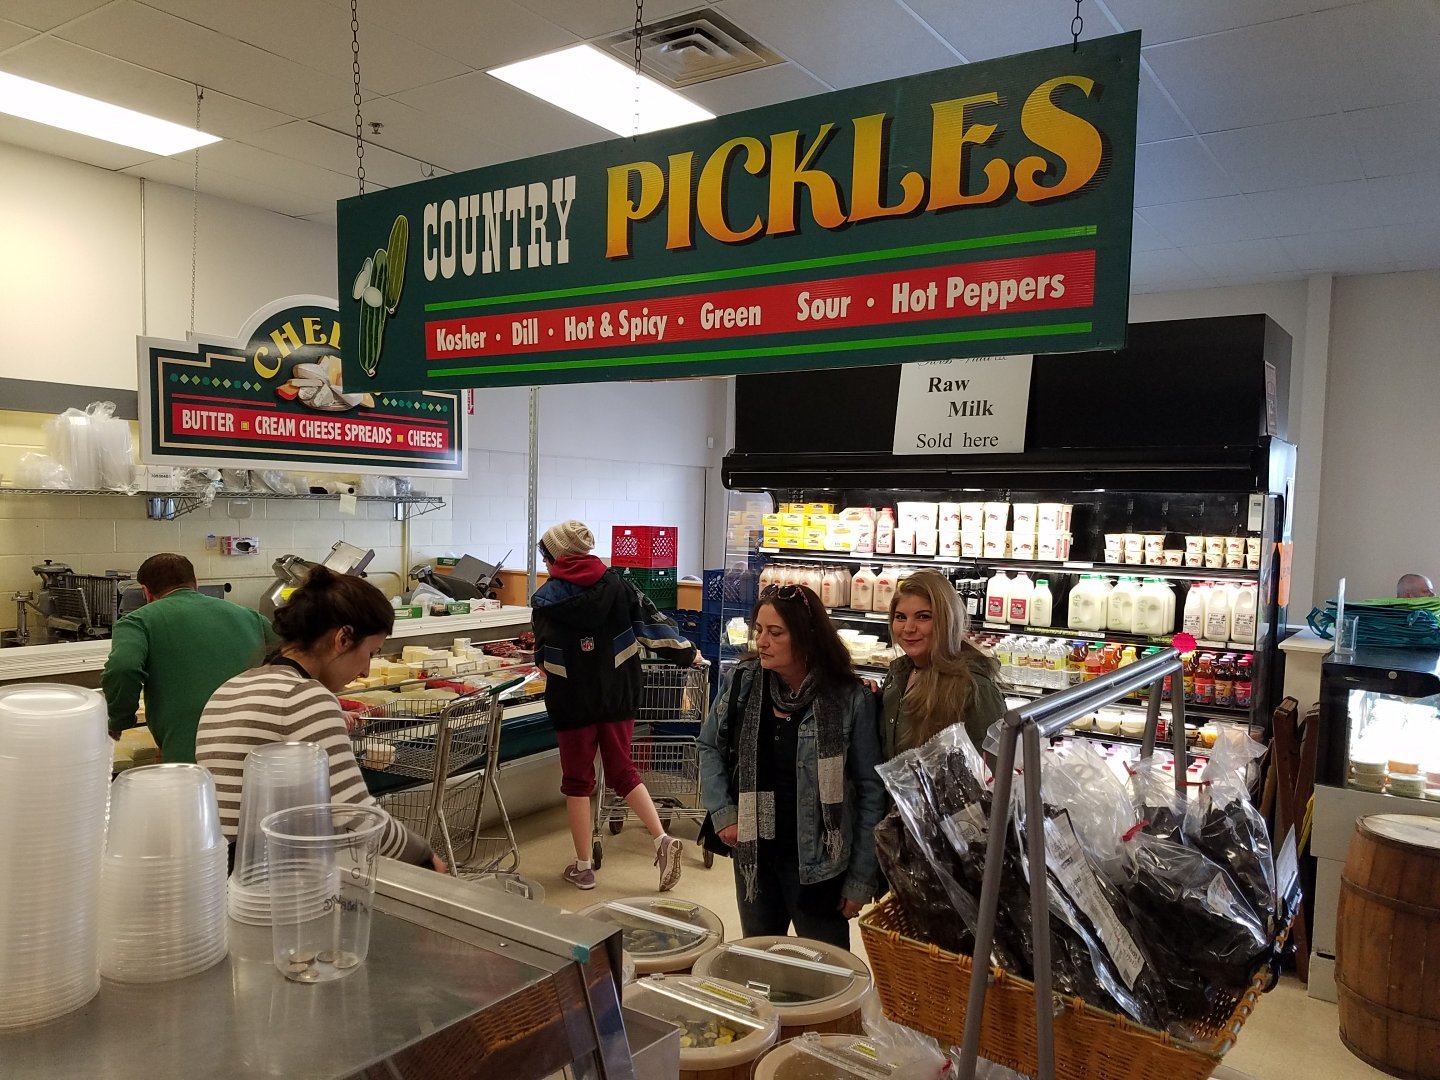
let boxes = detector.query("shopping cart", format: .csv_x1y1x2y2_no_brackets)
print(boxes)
591,662,712,870
352,676,525,876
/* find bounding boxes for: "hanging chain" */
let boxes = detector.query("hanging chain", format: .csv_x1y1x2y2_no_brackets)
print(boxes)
1071,0,1084,51
191,85,203,334
352,0,366,195
632,0,644,140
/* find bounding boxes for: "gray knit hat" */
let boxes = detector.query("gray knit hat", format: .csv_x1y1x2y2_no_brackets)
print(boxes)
541,520,595,559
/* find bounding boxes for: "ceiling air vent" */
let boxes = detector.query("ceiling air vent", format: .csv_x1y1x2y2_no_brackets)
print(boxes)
601,9,783,88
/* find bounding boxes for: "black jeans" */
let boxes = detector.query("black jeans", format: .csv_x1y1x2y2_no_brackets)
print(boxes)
733,850,850,949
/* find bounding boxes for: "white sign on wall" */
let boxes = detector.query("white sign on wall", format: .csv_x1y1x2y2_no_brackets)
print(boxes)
892,355,1033,455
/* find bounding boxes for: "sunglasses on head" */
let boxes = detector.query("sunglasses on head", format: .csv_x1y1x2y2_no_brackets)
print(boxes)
760,584,805,601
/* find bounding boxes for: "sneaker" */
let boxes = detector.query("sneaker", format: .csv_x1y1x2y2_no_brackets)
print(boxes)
563,862,596,890
655,835,683,892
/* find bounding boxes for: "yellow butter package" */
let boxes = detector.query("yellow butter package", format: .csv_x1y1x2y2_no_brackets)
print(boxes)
805,502,836,515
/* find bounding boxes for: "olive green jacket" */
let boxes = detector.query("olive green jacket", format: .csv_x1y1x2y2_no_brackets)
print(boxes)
878,655,1006,760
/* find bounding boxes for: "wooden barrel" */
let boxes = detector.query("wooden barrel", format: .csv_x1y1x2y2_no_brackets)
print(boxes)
1336,814,1440,1079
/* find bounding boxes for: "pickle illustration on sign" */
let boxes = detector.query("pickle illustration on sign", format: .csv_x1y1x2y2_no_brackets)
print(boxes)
353,215,409,378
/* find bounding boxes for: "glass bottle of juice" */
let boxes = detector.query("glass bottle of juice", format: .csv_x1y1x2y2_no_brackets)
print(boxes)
1214,653,1236,708
1083,645,1104,682
1194,655,1215,705
1067,641,1088,687
1181,651,1197,702
1234,657,1254,708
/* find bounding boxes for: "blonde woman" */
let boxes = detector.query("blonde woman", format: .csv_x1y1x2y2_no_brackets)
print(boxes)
879,571,1004,759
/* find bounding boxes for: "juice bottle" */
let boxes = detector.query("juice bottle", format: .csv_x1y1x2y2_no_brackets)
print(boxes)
1194,655,1215,705
1083,645,1104,682
1214,653,1236,707
1181,651,1197,702
1067,641,1088,687
1235,657,1254,708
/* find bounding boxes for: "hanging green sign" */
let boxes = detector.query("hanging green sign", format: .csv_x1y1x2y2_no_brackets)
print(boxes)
337,33,1138,391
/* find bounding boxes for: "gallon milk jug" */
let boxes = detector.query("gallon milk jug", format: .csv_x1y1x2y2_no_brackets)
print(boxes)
1008,573,1034,625
1205,584,1234,642
1232,583,1258,645
1132,579,1171,636
1108,577,1137,634
1068,576,1097,631
985,570,1010,624
1162,580,1177,631
1030,579,1054,628
1183,584,1207,637
851,566,875,612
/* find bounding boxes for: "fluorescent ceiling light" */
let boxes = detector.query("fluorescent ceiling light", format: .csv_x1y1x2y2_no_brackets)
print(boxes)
0,71,221,156
489,44,714,137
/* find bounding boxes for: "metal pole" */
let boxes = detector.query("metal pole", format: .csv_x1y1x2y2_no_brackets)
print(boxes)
1023,721,1055,1080
527,386,539,599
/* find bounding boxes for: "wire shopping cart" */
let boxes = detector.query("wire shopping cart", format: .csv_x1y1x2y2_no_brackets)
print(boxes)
352,676,525,876
591,662,712,870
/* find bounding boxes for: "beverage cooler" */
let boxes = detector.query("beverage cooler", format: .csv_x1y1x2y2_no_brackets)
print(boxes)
1308,646,1440,1001
714,315,1296,757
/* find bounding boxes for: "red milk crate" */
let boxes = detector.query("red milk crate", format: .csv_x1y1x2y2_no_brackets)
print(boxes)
611,525,678,568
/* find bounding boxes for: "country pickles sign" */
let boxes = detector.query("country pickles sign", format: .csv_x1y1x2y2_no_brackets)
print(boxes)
138,296,466,476
338,34,1139,392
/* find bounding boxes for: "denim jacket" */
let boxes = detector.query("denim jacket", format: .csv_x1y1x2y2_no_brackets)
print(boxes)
697,660,885,904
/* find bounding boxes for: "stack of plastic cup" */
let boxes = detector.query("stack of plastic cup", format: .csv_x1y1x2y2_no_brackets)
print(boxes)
99,764,228,983
228,743,331,926
0,684,112,1030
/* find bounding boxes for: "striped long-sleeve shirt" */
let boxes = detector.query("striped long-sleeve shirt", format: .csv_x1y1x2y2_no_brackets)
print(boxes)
195,665,432,864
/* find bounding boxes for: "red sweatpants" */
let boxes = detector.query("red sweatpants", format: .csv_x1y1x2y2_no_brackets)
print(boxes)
556,720,642,798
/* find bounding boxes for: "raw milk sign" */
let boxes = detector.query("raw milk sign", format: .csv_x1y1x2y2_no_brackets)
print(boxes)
138,296,466,476
337,34,1139,391
892,356,1032,455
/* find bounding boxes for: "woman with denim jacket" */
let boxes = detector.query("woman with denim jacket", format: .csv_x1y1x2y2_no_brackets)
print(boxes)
698,584,884,948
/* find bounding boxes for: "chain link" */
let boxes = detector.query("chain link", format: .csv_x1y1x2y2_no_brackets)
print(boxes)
632,0,644,140
352,0,366,195
191,85,203,334
1072,0,1084,51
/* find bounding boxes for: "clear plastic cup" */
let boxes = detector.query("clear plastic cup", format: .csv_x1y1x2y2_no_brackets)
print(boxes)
229,743,331,926
106,764,224,858
262,803,387,983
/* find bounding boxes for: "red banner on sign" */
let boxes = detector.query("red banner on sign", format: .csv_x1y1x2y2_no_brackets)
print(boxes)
169,403,451,452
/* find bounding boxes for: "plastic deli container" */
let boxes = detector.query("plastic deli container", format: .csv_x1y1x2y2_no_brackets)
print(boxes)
623,973,780,1080
691,936,871,1040
578,896,724,975
753,1032,911,1078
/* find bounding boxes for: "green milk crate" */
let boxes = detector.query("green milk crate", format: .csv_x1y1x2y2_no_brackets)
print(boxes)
618,566,677,611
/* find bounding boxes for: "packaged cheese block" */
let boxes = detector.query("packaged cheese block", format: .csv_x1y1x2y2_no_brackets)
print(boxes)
763,513,781,528
805,503,836,515
801,528,827,551
805,513,837,527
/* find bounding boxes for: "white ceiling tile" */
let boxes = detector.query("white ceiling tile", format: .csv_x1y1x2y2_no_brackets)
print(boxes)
56,1,352,117
1129,212,1169,252
1129,246,1205,281
1101,0,1366,45
1243,180,1380,235
240,121,437,192
1311,0,1440,112
123,156,332,217
1143,18,1339,131
1279,227,1397,273
901,0,1079,62
721,0,959,88
512,0,710,39
0,37,289,140
684,62,830,116
1182,237,1296,276
1383,220,1440,266
1133,137,1238,206
360,0,577,69
1137,195,1271,246
194,141,362,202
306,94,463,172
1135,65,1191,144
0,112,151,169
1206,270,1306,288
138,0,472,97
303,209,338,227
0,0,112,32
0,17,38,50
1366,172,1440,226
1202,114,1364,193
1345,99,1440,177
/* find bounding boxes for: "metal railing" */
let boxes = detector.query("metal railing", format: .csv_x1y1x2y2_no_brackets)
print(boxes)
957,647,1190,1080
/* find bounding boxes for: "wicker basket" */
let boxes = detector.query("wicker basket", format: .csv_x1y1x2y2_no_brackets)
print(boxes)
859,895,1283,1080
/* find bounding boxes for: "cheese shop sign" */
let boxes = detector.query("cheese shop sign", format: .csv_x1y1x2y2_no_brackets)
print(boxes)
338,33,1139,391
137,296,466,476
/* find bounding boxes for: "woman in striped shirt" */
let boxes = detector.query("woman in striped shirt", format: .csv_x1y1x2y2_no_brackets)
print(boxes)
196,567,442,871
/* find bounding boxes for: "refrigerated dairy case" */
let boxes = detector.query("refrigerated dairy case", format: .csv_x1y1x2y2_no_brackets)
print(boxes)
1308,645,1440,1001
0,860,676,1079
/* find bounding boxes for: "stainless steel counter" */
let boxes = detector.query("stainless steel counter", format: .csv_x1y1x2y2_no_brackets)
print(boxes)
1,860,659,1080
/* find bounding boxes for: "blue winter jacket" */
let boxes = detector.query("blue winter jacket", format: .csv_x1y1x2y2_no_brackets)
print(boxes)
697,659,885,905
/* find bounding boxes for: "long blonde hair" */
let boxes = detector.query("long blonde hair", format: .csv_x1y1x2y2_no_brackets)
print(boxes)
889,570,998,745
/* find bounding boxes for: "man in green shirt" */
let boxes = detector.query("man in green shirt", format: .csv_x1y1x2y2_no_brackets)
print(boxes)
103,553,277,764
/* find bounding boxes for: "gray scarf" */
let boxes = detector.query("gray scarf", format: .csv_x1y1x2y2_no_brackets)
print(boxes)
736,667,847,902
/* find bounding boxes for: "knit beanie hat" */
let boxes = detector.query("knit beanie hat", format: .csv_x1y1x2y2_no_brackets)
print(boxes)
541,520,595,560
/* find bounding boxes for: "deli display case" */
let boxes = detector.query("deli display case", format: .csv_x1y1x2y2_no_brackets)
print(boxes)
1308,645,1440,1001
